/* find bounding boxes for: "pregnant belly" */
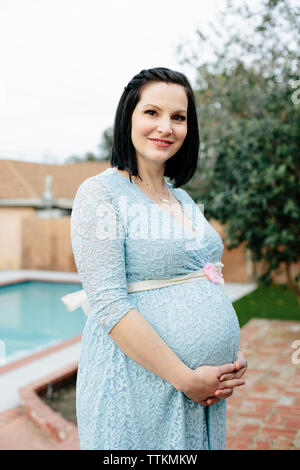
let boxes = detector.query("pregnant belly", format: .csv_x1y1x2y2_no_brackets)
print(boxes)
130,279,241,370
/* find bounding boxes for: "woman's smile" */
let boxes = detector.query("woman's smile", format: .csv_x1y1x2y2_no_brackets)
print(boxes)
149,138,173,148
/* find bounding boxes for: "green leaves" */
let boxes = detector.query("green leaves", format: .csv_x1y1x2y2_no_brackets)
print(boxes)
179,0,300,301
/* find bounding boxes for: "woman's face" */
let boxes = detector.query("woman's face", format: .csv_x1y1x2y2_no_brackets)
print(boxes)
131,81,188,167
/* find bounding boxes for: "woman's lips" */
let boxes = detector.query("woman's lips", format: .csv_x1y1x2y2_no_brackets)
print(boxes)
149,138,173,148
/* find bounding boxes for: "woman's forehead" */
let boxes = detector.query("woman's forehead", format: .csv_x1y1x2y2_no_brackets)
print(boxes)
138,82,188,110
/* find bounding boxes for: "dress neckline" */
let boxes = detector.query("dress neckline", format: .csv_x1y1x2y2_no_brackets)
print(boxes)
110,167,196,239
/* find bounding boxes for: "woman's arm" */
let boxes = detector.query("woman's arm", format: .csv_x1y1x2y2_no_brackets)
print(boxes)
71,176,242,401
109,307,193,392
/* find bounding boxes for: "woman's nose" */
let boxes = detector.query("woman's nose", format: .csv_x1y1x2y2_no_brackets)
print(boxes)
157,120,172,133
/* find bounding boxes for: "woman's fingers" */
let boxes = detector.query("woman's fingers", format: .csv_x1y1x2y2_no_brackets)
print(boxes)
219,367,246,382
215,388,233,399
197,362,246,406
234,360,243,370
207,397,220,405
199,400,210,406
201,389,233,404
219,378,245,389
204,397,220,406
234,350,247,372
219,373,234,382
199,397,221,406
217,363,236,377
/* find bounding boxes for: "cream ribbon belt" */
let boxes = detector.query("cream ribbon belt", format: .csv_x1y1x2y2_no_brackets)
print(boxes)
61,262,224,316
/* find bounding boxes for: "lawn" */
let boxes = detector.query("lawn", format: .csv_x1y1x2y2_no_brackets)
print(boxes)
233,283,300,328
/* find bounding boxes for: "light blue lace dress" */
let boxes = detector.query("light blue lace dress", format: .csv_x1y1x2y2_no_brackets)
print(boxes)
71,167,240,450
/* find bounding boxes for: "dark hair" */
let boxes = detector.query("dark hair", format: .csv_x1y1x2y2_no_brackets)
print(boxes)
111,67,199,188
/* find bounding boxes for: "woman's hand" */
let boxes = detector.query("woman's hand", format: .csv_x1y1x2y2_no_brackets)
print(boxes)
201,349,248,406
182,363,245,406
219,349,247,382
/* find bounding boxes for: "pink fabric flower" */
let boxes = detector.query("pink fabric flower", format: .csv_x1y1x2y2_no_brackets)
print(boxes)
202,262,224,285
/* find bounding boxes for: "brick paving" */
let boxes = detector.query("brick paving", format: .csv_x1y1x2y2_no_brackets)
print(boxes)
0,318,299,450
0,407,79,450
226,318,300,450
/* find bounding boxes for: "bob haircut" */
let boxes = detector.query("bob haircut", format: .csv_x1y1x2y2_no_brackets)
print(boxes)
111,67,200,188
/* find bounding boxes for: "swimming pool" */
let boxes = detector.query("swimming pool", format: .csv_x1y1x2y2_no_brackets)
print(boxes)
0,281,86,365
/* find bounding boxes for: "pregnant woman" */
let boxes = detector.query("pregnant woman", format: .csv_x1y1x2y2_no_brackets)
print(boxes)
65,67,247,450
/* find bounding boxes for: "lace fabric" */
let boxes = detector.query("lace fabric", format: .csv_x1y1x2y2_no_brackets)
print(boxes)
71,176,136,334
71,168,240,450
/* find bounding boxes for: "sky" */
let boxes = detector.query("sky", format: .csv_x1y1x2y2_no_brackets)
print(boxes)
0,0,246,164
0,0,224,164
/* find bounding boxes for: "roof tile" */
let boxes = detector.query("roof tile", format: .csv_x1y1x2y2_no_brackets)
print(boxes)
0,159,112,199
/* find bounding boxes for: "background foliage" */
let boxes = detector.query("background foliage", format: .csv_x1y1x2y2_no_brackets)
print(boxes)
177,0,300,300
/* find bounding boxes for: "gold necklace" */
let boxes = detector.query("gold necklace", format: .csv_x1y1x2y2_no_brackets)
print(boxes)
136,177,172,205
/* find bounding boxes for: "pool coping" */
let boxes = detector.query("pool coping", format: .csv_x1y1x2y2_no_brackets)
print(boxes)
0,269,82,375
0,335,82,376
18,361,79,444
0,270,82,446
0,269,81,287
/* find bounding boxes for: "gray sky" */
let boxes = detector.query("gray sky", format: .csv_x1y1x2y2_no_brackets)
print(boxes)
0,0,224,164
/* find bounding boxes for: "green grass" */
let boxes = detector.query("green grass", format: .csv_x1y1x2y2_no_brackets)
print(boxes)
232,283,300,328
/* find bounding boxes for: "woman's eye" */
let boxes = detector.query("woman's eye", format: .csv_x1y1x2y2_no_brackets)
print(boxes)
174,115,186,121
145,110,186,121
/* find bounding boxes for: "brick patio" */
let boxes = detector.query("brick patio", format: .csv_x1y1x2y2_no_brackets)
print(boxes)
0,318,299,450
226,318,300,450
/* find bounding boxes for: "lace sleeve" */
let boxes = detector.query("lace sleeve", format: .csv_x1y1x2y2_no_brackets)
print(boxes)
71,176,135,334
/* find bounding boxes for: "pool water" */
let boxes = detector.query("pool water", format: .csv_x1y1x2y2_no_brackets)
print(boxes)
0,281,86,365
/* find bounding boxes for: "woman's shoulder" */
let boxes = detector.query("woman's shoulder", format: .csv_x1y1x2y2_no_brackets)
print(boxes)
75,167,118,198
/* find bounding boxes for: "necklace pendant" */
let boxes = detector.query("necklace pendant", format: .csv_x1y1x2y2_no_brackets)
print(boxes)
160,198,171,204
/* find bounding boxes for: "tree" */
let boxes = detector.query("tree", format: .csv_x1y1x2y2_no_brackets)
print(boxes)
177,0,300,302
66,152,99,163
98,126,113,161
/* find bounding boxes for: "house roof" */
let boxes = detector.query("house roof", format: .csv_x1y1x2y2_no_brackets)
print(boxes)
0,159,112,200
